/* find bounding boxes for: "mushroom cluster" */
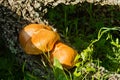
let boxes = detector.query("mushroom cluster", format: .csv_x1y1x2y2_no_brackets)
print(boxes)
19,24,78,69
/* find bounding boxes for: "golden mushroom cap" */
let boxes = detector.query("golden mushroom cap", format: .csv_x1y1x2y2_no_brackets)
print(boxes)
19,23,60,55
50,42,78,69
19,24,42,48
31,28,60,53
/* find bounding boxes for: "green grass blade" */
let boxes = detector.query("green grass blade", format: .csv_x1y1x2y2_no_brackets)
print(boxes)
53,58,69,80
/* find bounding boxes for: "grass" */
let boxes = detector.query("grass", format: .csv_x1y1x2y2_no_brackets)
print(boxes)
0,1,120,80
0,40,23,80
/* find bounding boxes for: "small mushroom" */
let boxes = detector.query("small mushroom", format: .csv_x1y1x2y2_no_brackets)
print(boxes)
50,42,78,69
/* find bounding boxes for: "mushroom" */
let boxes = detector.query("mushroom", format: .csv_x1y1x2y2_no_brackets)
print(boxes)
19,23,78,69
19,24,60,55
50,42,78,69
